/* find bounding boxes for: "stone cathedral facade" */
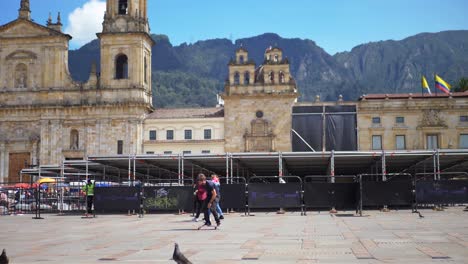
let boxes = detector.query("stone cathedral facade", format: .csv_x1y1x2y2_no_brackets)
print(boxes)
0,0,154,182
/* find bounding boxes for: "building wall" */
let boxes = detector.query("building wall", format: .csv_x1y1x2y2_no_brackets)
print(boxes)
224,94,296,152
223,47,298,152
0,0,152,182
143,117,225,154
358,96,468,151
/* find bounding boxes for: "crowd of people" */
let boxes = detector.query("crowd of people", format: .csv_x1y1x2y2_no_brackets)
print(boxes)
192,173,224,227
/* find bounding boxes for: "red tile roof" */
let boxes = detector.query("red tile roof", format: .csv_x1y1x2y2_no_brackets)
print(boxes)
359,92,468,100
146,107,224,119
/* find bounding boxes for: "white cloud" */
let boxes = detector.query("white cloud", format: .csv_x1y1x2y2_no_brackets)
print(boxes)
65,0,106,48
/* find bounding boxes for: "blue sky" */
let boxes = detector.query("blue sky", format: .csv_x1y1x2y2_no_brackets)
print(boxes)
2,0,467,54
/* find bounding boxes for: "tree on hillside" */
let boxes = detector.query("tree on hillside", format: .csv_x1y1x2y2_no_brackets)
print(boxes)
453,77,468,92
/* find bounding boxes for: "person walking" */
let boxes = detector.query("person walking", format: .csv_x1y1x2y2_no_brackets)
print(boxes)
192,179,207,222
81,179,95,217
210,174,224,220
197,174,220,227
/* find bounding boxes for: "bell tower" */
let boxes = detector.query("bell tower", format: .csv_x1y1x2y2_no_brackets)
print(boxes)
98,0,154,106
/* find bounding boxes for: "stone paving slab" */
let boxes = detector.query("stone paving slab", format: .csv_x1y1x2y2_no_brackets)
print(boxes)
0,207,467,263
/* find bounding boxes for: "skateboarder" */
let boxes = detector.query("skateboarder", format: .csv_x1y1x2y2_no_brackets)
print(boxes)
210,174,224,219
192,179,207,222
197,174,220,227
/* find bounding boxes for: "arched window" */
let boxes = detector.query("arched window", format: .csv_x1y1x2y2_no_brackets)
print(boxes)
118,0,128,15
269,71,275,83
15,63,28,88
234,72,240,85
70,129,79,150
115,54,128,79
239,55,244,64
279,71,285,83
244,72,250,85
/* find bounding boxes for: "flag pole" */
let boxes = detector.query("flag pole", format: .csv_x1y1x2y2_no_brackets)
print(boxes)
434,73,437,96
421,76,424,97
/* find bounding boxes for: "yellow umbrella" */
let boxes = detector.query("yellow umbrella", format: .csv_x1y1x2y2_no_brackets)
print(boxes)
37,177,56,184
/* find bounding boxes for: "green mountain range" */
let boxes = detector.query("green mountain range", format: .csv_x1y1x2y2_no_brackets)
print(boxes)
68,30,468,108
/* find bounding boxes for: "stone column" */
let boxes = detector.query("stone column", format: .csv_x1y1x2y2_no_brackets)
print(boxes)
0,142,5,182
31,140,38,166
49,120,61,165
39,120,49,165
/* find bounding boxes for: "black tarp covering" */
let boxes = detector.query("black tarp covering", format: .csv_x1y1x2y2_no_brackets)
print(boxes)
416,180,468,204
361,181,414,206
292,115,323,152
304,183,358,209
248,183,302,208
144,186,193,211
325,114,357,151
292,105,357,152
94,187,140,213
219,184,246,209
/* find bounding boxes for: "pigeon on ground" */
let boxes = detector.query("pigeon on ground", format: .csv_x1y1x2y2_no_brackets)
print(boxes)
0,249,9,264
172,243,192,264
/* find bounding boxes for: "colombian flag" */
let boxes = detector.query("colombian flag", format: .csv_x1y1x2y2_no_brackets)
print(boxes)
422,76,431,95
434,74,451,94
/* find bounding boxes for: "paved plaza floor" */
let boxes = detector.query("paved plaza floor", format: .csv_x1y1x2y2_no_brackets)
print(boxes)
1,207,468,263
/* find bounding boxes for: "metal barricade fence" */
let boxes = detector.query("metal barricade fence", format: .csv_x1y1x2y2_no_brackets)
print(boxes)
358,173,414,209
0,182,35,215
217,177,247,214
415,172,468,208
303,176,359,213
247,176,304,216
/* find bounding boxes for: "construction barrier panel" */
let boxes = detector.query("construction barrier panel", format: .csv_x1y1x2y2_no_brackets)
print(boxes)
416,180,468,204
94,187,140,213
248,183,302,209
144,186,193,212
218,184,246,210
304,182,358,209
361,181,414,206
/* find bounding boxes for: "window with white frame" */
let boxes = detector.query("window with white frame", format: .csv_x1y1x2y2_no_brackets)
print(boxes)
184,130,192,140
166,130,174,140
204,129,212,140
395,135,406,150
149,130,156,140
460,134,468,149
426,134,439,149
372,135,382,150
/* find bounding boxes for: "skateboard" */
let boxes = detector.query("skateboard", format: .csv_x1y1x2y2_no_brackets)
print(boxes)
197,224,219,230
81,214,96,219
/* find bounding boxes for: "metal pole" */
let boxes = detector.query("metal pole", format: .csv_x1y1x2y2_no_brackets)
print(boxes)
177,154,181,185
322,107,326,152
86,158,89,182
433,150,437,180
330,150,335,183
133,155,136,186
436,149,441,180
128,156,131,187
279,152,283,178
291,129,316,152
225,153,229,184
382,150,387,181
181,154,184,185
60,161,64,214
230,153,233,184
278,152,285,214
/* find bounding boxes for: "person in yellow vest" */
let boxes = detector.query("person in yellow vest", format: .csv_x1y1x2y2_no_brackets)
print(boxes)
82,180,95,217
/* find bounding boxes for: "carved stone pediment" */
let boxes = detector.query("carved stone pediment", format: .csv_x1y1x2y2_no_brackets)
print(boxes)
6,50,37,60
420,109,447,127
0,19,69,38
245,118,274,152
